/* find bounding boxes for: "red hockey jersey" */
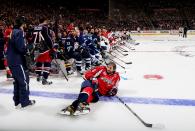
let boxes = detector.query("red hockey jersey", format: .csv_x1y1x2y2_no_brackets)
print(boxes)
84,66,120,96
35,49,54,63
4,27,12,51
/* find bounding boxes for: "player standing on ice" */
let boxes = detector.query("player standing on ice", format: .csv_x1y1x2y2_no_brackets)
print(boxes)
35,44,59,85
6,16,35,108
60,61,120,116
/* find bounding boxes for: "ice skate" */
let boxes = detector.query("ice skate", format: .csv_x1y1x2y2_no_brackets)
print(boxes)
67,70,74,75
59,105,75,116
22,100,36,108
73,102,90,116
15,100,36,109
36,76,42,82
42,78,52,85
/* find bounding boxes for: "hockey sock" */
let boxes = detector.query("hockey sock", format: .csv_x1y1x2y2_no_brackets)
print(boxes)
75,60,82,71
65,63,71,72
85,58,91,70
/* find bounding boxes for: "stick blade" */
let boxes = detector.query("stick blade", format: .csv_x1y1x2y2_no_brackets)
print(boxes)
152,123,165,129
126,62,132,64
123,50,128,52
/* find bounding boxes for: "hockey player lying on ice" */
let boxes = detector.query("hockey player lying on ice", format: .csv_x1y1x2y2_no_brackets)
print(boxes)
60,61,120,116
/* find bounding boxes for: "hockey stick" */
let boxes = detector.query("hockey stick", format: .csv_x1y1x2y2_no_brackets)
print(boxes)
115,95,165,128
109,53,132,65
112,50,128,56
118,45,129,52
108,58,126,69
45,44,69,81
115,48,129,56
53,58,69,81
122,44,135,50
117,46,128,52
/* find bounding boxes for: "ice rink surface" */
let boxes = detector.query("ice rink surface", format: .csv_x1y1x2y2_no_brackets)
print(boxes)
1,35,195,131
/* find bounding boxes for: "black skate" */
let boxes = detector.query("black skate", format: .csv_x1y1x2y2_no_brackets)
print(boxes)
36,76,42,82
15,104,22,109
59,105,75,116
92,61,102,66
42,78,52,85
73,102,90,116
16,100,36,109
67,70,74,75
22,100,36,108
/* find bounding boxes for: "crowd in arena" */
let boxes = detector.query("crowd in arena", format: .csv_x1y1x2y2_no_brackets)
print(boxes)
0,0,195,32
0,0,194,71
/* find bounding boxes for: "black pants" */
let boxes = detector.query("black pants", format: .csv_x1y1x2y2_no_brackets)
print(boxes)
183,32,187,38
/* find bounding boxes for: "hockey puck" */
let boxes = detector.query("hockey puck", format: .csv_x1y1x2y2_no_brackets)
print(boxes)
143,74,163,80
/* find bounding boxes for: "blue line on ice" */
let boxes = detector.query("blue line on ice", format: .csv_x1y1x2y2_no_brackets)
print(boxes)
0,88,195,106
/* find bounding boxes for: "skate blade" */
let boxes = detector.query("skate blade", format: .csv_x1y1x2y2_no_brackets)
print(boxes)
58,110,72,116
6,78,13,81
73,110,90,116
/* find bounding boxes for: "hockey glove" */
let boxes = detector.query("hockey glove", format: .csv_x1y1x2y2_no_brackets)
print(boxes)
49,49,56,59
107,88,118,96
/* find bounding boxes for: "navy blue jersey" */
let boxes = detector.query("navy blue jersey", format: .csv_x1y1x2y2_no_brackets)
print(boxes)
92,33,100,45
33,24,53,49
7,28,27,67
84,34,99,55
78,32,85,45
61,37,66,45
64,36,75,54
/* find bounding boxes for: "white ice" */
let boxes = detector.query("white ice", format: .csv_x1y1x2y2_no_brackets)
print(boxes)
0,34,195,131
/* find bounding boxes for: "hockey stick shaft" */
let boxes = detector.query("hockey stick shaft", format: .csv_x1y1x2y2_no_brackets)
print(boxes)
109,53,132,64
115,48,128,56
118,45,129,52
117,46,128,52
108,58,126,69
123,44,132,49
112,50,128,56
44,43,68,81
122,43,136,50
115,95,153,128
53,59,69,81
